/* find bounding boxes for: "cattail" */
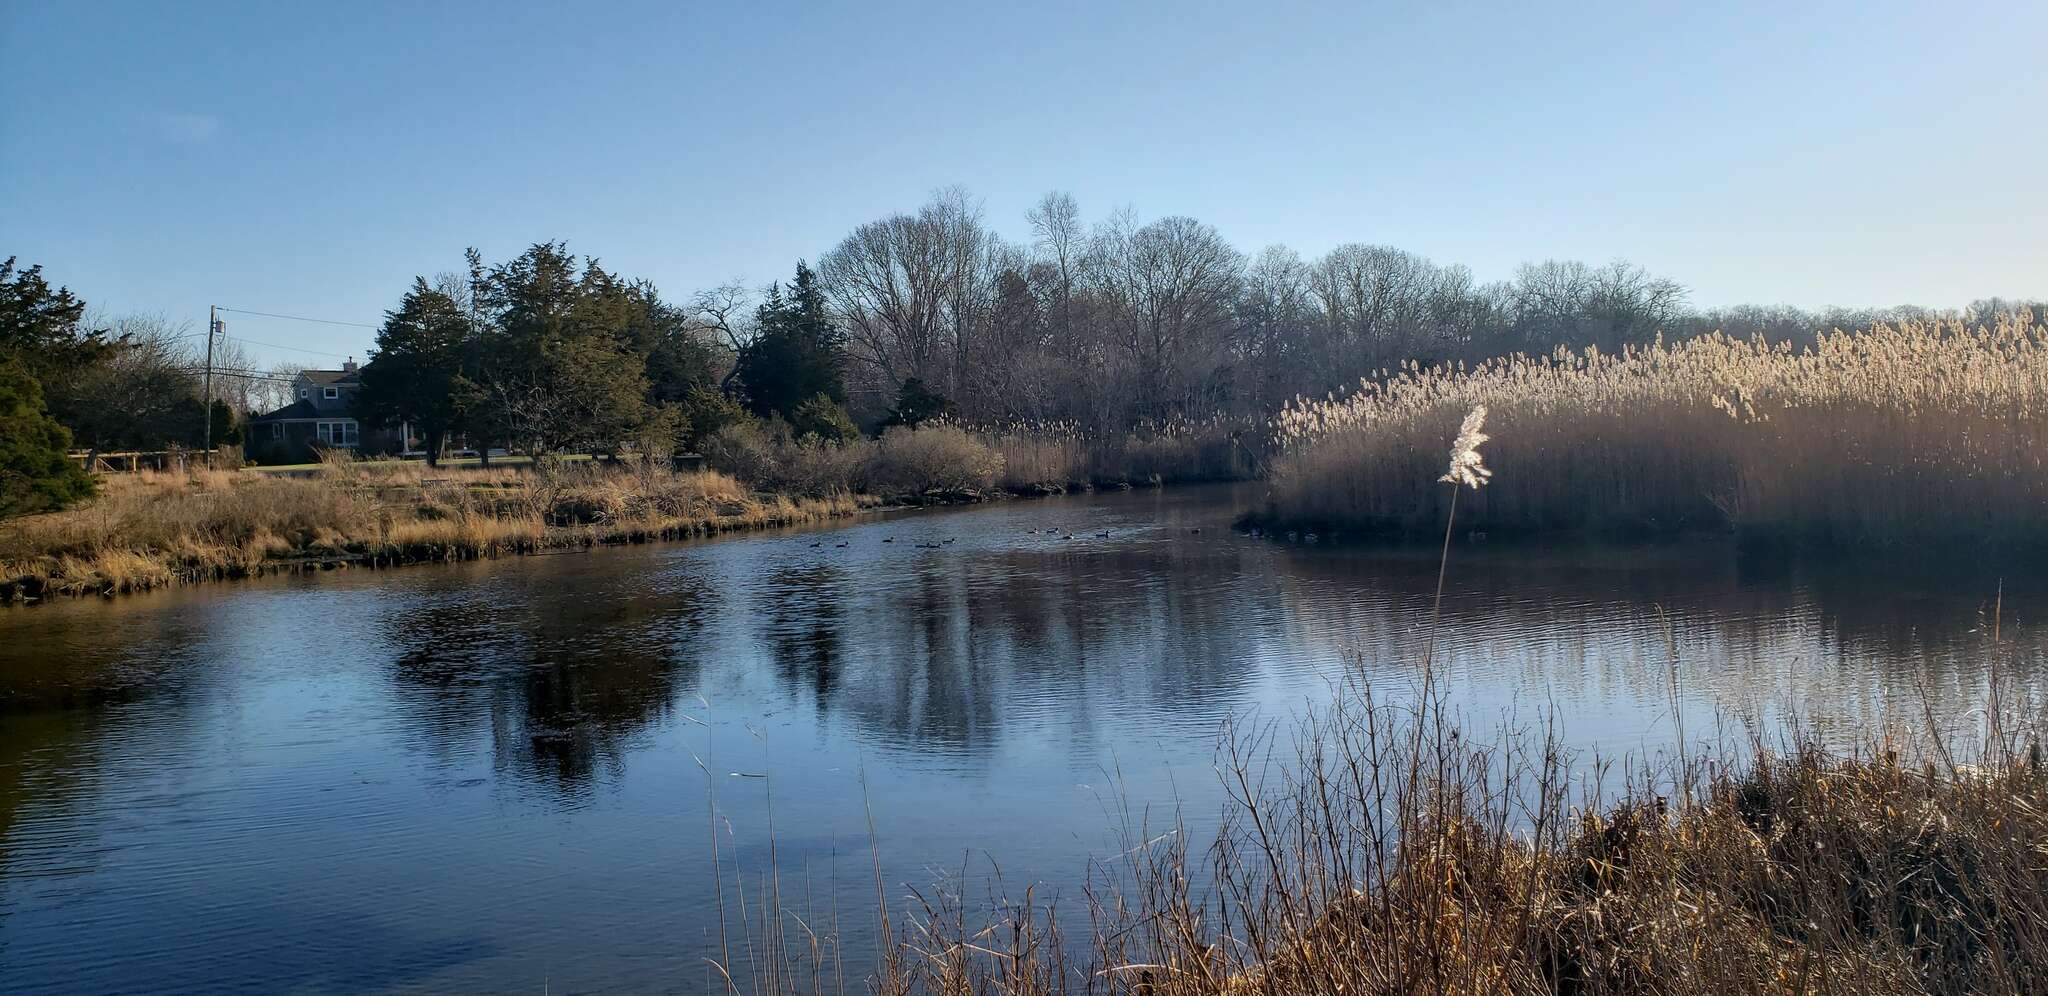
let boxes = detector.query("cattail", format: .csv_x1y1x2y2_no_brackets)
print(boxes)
1438,405,1492,489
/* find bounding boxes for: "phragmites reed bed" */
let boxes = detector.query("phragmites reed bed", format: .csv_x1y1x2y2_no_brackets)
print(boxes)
1261,315,2048,547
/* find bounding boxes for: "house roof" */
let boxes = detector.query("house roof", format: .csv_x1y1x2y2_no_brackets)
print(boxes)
300,368,361,386
251,399,321,422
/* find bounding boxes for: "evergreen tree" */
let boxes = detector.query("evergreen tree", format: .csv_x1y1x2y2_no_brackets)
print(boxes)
791,392,859,442
0,359,94,518
462,243,653,454
356,280,473,465
676,386,749,450
881,377,954,428
735,262,845,423
0,256,102,386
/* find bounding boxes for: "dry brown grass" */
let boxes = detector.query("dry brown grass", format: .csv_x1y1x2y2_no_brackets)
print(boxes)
1263,316,2048,546
702,661,2046,996
0,459,862,600
984,419,1261,493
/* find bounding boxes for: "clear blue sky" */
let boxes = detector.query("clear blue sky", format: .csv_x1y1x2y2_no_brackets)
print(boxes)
5,0,2044,368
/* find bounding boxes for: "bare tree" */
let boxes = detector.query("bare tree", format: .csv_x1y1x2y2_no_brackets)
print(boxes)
1236,245,1314,402
819,188,1014,411
1092,213,1245,419
687,279,754,392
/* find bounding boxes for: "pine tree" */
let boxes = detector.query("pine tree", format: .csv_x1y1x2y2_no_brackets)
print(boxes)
458,243,652,455
735,262,846,424
0,359,94,518
356,280,474,465
0,256,101,386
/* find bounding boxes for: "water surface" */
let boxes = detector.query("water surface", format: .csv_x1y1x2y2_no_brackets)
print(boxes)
2,485,2040,993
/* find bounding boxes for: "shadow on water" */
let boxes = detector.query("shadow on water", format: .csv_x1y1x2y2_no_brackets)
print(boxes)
377,565,719,797
1,484,2042,991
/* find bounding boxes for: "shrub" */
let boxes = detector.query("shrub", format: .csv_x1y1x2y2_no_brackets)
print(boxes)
791,392,859,443
0,359,95,518
864,424,1002,497
677,387,749,450
700,419,865,497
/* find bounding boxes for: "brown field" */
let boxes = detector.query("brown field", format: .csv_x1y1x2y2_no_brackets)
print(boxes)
0,458,864,601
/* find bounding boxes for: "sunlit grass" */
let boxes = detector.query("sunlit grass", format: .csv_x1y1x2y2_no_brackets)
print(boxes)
0,460,862,599
1262,315,2048,545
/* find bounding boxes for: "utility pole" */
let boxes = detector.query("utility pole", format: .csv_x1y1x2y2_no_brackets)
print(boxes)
203,305,218,460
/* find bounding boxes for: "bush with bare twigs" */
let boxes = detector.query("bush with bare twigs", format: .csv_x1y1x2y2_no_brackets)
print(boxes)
865,424,1004,498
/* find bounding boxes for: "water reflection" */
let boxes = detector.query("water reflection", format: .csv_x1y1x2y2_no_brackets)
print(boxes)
376,567,716,796
761,564,847,714
1,485,2043,992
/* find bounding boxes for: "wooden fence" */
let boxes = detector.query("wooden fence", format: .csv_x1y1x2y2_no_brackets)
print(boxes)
69,450,234,474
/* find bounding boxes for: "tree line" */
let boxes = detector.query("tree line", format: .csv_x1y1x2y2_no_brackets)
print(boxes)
5,189,2042,508
1,257,265,514
357,188,2042,465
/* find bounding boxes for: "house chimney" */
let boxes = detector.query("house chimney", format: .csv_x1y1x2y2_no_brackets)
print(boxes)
342,356,358,373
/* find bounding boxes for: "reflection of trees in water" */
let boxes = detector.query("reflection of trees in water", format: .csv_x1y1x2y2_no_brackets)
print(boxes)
0,604,217,887
1265,541,2046,727
759,565,846,713
782,543,1280,757
382,571,715,796
0,709,101,885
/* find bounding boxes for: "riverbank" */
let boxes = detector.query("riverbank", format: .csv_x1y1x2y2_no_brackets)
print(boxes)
0,458,1244,605
744,675,2048,995
0,462,873,603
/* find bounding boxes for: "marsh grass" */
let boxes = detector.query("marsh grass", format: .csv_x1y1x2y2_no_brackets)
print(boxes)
0,459,863,600
694,653,2045,996
1263,316,2048,547
986,419,1261,493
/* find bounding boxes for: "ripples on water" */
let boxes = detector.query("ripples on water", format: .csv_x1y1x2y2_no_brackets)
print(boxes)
1,484,2040,992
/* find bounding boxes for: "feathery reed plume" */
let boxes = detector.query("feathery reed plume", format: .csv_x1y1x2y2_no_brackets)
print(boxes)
1438,404,1492,490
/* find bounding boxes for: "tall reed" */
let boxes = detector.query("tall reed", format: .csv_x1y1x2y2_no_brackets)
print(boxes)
1263,316,2048,547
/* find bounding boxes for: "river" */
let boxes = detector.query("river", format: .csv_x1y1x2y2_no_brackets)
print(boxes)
1,485,2039,993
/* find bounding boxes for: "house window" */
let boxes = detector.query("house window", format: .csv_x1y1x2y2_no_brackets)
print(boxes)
316,421,359,447
300,388,309,399
323,386,339,400
271,423,283,440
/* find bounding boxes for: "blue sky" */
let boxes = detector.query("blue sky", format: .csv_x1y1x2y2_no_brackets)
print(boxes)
5,0,2044,367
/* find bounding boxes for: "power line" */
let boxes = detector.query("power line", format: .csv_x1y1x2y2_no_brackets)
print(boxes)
215,306,378,330
220,334,354,360
177,365,299,383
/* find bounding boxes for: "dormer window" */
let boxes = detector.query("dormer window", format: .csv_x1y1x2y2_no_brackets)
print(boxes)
323,387,339,400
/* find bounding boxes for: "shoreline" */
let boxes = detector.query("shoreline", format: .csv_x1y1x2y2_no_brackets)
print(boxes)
0,474,1228,607
1,492,874,605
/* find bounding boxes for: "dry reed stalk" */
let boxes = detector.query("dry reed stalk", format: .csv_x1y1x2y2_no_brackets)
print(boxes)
1265,316,2048,547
